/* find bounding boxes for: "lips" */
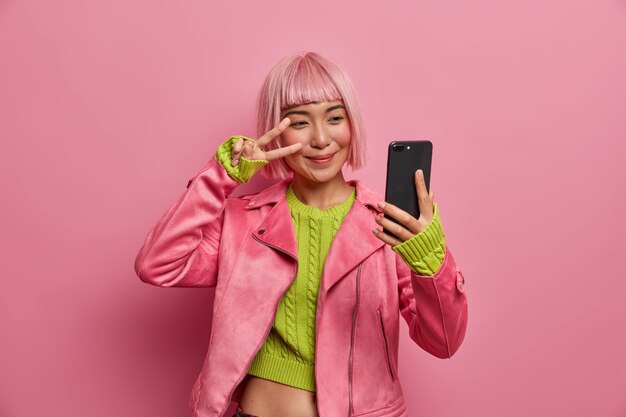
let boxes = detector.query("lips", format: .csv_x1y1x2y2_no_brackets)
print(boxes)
307,153,335,163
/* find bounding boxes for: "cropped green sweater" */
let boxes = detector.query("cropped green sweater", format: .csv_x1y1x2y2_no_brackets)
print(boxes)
247,185,356,391
215,136,447,391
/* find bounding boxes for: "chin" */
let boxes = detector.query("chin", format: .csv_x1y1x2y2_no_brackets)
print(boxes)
308,169,345,184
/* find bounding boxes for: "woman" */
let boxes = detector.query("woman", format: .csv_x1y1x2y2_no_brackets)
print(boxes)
134,52,468,417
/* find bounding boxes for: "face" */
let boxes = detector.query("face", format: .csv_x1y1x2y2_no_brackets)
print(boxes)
279,100,352,184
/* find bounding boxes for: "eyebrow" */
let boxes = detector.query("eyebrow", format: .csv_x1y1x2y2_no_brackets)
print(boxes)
283,104,346,118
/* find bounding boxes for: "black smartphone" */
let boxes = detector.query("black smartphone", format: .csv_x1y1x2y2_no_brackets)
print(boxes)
384,140,433,239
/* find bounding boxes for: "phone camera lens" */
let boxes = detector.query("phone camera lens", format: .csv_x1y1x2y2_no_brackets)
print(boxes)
392,144,404,152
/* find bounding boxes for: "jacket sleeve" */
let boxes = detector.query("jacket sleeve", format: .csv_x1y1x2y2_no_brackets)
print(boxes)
133,136,267,288
397,245,468,358
133,156,235,287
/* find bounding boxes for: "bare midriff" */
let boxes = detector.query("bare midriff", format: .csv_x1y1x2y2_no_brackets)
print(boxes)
239,375,319,417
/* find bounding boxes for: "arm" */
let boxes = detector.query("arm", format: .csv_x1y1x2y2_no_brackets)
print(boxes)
390,204,468,358
133,136,267,287
396,244,468,358
134,118,299,287
372,170,468,357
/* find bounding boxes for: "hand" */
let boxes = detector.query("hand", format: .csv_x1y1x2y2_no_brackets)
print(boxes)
231,117,302,166
372,169,436,246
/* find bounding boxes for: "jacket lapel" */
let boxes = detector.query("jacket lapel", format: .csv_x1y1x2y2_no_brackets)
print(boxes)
321,179,385,292
246,179,298,260
252,200,298,260
246,178,385,291
321,194,384,293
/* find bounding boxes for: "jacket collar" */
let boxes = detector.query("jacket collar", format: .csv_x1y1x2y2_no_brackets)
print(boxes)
247,178,386,292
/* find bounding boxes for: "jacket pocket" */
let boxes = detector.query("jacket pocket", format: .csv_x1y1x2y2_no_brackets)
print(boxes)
377,306,395,381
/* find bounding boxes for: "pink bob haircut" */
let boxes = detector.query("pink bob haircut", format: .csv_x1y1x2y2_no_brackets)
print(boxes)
256,51,366,178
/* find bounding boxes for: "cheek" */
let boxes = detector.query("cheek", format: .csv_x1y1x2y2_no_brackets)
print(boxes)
335,125,352,148
280,132,306,147
278,138,302,171
280,134,305,168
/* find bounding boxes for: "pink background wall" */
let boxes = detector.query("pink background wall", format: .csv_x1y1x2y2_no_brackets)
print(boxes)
1,0,625,416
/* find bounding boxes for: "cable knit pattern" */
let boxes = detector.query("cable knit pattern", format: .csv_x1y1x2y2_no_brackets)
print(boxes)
247,185,356,392
392,203,447,276
282,270,304,362
305,216,317,358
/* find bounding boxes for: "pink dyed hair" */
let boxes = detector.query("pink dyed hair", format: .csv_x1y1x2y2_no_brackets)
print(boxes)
256,51,366,178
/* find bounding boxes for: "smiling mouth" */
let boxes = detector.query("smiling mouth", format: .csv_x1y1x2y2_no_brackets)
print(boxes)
307,154,335,163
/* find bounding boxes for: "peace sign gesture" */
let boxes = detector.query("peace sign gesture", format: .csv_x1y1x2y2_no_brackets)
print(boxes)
372,169,436,246
232,117,302,167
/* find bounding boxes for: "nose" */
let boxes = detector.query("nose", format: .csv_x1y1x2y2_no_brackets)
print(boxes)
310,125,331,149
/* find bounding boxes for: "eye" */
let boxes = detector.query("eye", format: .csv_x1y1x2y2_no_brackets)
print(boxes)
329,115,344,123
290,121,308,128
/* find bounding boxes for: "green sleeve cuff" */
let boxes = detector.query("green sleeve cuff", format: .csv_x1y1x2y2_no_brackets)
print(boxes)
392,203,447,276
215,136,269,183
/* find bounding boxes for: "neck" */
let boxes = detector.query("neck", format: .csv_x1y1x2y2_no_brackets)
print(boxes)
290,172,353,210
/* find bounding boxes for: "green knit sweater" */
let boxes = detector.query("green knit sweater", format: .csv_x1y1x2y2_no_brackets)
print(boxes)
215,136,447,391
247,185,356,391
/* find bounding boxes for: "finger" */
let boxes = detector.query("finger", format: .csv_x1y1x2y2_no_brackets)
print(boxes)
264,142,302,161
371,227,403,247
233,137,244,154
232,137,244,166
415,170,434,220
376,201,422,235
374,214,415,242
256,117,291,147
242,141,255,159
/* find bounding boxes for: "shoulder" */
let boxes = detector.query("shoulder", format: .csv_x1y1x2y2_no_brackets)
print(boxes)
225,178,291,210
349,179,384,214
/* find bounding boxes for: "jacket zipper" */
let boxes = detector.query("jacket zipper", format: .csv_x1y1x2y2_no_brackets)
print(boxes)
348,263,362,417
377,307,395,381
216,234,297,417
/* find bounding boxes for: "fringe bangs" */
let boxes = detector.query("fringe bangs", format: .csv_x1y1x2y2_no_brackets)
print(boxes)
280,59,341,109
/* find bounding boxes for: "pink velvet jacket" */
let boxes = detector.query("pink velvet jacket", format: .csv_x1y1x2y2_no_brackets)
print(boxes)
134,155,468,417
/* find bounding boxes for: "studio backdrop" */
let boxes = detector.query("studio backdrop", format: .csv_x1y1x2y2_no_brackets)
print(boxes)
1,0,625,416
